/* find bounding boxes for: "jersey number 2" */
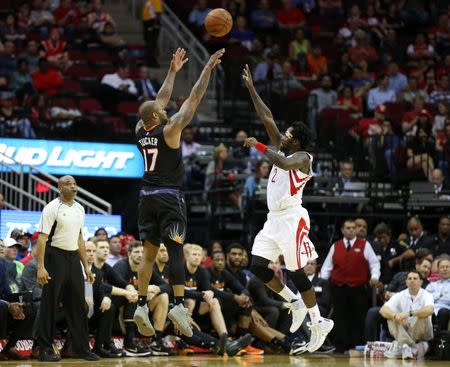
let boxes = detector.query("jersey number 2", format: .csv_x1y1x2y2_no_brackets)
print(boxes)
144,148,158,172
271,168,278,183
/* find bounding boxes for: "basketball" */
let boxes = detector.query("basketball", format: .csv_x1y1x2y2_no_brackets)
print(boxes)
205,8,233,37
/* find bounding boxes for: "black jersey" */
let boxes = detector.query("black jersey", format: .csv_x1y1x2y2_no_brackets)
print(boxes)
136,124,184,188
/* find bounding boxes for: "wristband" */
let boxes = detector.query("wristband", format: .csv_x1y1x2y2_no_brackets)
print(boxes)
254,142,268,153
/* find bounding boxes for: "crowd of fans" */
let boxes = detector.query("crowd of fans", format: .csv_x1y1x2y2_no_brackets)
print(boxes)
0,214,449,359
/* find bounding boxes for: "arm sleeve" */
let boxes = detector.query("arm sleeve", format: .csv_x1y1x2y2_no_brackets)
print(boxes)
106,263,129,288
319,245,335,279
365,241,381,280
384,292,400,311
38,203,57,234
248,277,284,308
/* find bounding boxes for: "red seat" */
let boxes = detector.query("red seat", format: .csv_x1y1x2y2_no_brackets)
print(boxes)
116,101,140,115
86,50,112,65
103,116,130,134
62,79,83,94
96,66,116,78
384,102,405,126
79,98,103,113
66,65,96,79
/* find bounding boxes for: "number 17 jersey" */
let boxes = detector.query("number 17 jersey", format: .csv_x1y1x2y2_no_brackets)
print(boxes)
136,124,184,188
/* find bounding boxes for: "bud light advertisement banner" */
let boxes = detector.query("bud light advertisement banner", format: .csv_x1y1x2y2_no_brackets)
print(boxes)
0,138,144,178
0,210,121,240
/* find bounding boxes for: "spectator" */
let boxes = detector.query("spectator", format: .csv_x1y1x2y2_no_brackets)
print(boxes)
289,28,310,61
1,14,26,48
318,0,343,18
343,67,373,99
242,159,270,210
19,40,40,72
326,160,359,195
250,0,276,33
99,63,138,109
276,0,306,31
355,218,368,240
335,85,362,118
40,28,72,71
141,0,162,67
348,30,379,65
99,22,126,49
380,29,404,65
17,3,31,32
31,57,63,95
406,33,436,67
9,58,34,104
406,127,435,182
425,256,450,333
307,46,328,78
430,74,450,104
135,65,160,102
50,94,88,137
188,0,211,32
431,168,448,195
3,238,24,275
253,53,282,88
53,0,82,30
373,117,402,181
381,270,434,360
0,41,16,79
229,16,255,51
430,216,450,257
273,61,305,96
433,102,449,139
320,219,380,353
398,0,429,25
402,76,429,105
29,0,55,37
309,74,338,114
181,126,201,159
387,62,408,96
436,122,450,181
402,96,427,136
0,91,36,139
304,258,331,317
367,74,397,111
106,235,123,267
404,217,435,257
87,0,115,32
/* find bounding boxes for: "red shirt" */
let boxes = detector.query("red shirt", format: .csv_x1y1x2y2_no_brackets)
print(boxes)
337,96,362,112
402,110,420,123
53,5,81,25
277,8,305,26
349,45,379,64
42,39,66,58
32,69,63,95
354,118,380,138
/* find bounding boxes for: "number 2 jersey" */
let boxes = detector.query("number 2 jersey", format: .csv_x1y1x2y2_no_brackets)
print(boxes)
135,124,184,188
267,152,313,211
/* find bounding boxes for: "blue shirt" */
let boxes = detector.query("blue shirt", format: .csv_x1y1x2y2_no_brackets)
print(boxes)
388,73,408,96
426,278,450,314
250,9,276,29
188,8,211,27
367,87,396,111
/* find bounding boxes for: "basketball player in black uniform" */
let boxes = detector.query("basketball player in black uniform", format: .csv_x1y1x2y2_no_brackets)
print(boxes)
133,48,225,337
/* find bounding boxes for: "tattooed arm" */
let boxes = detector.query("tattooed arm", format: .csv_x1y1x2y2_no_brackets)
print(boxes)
155,48,188,108
244,137,310,173
242,64,282,148
165,49,225,136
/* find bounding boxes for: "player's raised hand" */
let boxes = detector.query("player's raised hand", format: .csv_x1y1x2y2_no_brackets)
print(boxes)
243,137,258,148
206,48,225,70
170,48,189,72
242,64,254,89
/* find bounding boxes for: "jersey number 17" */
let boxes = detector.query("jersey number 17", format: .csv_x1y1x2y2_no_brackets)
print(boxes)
144,148,158,172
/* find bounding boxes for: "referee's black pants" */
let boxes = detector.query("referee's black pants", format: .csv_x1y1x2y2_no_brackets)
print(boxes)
35,246,89,354
331,283,368,353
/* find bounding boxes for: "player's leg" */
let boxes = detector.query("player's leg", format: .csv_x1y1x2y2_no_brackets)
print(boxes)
198,301,228,355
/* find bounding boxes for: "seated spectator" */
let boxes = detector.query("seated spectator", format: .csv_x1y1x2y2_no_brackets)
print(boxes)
9,58,34,104
99,63,138,109
229,16,255,51
309,74,337,113
253,53,282,90
29,0,56,37
373,117,402,180
398,0,429,26
293,54,313,79
380,270,434,360
99,21,126,49
276,0,306,31
430,216,450,257
106,235,124,267
272,61,305,96
406,127,435,181
289,28,310,61
0,91,36,139
343,66,373,99
387,62,408,97
3,238,24,275
325,160,359,195
135,65,160,102
406,33,436,67
297,0,316,14
335,85,362,118
41,28,72,71
436,122,450,182
351,104,386,142
307,45,328,78
367,74,396,111
17,3,31,32
87,0,115,33
50,94,91,137
53,0,82,31
188,0,211,34
425,256,450,333
250,0,276,33
242,159,270,210
181,126,201,159
402,96,427,136
402,76,429,105
430,74,450,104
31,57,63,95
19,40,40,72
0,41,16,79
431,168,449,196
380,29,404,65
433,102,449,139
318,0,343,18
348,30,379,65
1,14,26,48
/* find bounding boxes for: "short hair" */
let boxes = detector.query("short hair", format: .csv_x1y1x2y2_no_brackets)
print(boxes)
436,255,450,268
289,121,315,150
341,219,355,228
127,240,142,253
95,227,107,236
93,237,109,246
377,73,388,82
373,222,391,236
109,235,120,242
416,257,432,267
184,243,203,255
340,160,353,168
415,248,432,262
406,270,422,280
212,251,225,259
226,242,245,254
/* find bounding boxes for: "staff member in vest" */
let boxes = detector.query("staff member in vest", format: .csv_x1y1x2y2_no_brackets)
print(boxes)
35,175,99,362
320,219,380,353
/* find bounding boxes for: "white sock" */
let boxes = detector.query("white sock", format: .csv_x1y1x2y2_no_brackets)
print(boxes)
278,285,299,302
307,304,323,323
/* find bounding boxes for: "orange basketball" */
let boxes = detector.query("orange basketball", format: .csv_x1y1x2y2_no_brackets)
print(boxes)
205,8,233,37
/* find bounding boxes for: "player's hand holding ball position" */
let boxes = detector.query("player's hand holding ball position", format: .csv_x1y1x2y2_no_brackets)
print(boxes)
205,48,226,70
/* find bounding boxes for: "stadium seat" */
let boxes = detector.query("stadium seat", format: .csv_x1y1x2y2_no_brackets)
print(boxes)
116,101,140,115
66,65,96,79
62,79,83,95
79,98,104,113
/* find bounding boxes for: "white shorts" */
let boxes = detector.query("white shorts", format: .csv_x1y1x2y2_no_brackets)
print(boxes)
252,206,318,271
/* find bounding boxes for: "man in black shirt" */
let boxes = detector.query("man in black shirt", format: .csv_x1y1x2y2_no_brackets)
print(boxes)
134,48,225,339
225,243,248,288
114,241,172,356
430,216,450,257
153,244,170,285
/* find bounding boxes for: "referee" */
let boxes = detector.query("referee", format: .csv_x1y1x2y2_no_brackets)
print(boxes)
35,175,99,361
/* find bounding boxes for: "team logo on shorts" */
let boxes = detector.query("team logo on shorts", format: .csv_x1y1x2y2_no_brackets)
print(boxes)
169,224,186,244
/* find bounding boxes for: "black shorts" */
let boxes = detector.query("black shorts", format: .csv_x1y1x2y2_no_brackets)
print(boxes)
138,188,187,245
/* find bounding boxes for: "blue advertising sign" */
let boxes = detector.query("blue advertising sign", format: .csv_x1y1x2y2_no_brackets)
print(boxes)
0,210,122,240
0,138,143,178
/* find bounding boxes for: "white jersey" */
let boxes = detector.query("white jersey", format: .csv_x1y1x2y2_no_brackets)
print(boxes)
267,152,313,211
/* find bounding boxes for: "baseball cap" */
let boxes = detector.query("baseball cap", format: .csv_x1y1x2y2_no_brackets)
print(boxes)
419,109,432,118
4,238,22,248
375,105,386,114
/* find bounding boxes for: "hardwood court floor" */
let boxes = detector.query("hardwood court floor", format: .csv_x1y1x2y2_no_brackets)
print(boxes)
1,355,449,367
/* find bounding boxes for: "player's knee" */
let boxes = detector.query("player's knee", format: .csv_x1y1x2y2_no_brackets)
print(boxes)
288,268,312,293
158,292,169,306
250,263,274,283
211,298,220,309
164,239,185,285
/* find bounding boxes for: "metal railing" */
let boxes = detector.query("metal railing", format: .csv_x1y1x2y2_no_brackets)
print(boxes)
0,152,112,214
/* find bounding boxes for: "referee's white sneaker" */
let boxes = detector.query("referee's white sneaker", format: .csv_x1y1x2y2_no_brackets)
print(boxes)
168,304,193,337
307,318,334,353
288,300,308,333
133,304,155,336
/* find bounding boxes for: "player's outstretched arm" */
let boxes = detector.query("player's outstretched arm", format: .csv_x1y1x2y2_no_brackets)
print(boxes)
156,48,189,108
166,48,225,135
242,64,282,148
244,137,310,173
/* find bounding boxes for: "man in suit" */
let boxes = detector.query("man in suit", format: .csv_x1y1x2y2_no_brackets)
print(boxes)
135,65,161,102
431,216,450,257
431,169,449,196
326,160,359,195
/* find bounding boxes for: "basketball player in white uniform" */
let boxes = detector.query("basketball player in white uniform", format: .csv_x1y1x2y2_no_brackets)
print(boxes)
242,65,333,354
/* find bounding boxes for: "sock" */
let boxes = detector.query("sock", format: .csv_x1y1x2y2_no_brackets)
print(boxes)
154,331,163,342
125,322,136,347
236,327,249,337
174,296,184,305
138,295,147,307
278,285,299,302
307,304,323,323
